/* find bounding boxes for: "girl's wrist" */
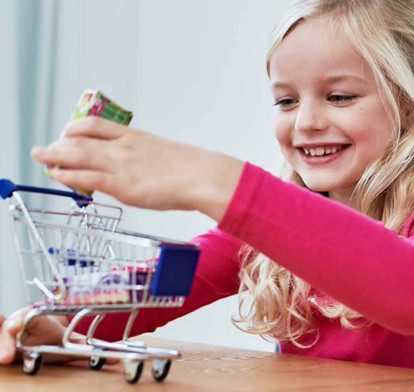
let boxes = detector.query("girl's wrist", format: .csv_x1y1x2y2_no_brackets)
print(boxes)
191,150,244,222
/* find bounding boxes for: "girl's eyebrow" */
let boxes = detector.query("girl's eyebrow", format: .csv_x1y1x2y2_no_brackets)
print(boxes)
271,81,292,90
271,74,366,90
324,74,367,84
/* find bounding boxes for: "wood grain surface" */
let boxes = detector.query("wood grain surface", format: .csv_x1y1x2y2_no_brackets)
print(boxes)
0,336,413,391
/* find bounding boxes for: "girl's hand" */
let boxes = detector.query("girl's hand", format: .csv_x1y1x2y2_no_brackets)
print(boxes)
31,117,244,222
0,309,118,365
0,308,70,364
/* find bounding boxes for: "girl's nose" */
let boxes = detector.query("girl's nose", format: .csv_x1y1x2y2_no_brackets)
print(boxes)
294,100,328,133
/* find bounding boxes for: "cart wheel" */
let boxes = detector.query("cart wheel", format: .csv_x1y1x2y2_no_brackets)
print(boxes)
89,356,106,371
152,359,171,382
23,353,42,375
123,361,144,384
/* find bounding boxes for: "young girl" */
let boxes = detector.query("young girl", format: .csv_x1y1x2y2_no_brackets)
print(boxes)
1,0,414,369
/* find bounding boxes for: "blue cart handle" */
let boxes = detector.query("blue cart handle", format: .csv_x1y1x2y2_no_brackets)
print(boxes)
0,179,92,206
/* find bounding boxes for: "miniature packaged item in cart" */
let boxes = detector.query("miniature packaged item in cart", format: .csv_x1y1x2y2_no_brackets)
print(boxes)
71,90,133,125
45,90,133,196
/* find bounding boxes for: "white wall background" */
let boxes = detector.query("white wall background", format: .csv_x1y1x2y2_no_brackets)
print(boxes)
1,0,290,352
0,1,23,314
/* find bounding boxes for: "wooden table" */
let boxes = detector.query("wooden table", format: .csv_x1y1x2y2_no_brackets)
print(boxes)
1,336,413,391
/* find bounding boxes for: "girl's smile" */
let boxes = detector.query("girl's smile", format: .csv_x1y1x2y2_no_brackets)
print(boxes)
268,14,395,207
297,143,351,165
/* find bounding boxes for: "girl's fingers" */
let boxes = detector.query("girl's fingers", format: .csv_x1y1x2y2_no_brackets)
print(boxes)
0,314,14,364
50,169,116,196
62,117,127,140
0,310,26,364
31,138,112,173
5,308,28,336
0,332,16,364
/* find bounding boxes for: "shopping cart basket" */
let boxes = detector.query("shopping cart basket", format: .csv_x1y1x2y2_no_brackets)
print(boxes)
0,179,200,384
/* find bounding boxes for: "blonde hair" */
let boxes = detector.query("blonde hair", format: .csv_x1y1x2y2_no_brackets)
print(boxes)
233,0,414,348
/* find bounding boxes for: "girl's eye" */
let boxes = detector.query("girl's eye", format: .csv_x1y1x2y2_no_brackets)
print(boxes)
273,95,356,107
273,98,297,107
328,94,356,103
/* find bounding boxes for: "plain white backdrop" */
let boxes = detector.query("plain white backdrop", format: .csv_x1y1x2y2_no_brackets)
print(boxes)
1,0,290,352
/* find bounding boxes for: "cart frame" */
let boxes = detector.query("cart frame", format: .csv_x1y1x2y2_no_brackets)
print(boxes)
0,179,200,384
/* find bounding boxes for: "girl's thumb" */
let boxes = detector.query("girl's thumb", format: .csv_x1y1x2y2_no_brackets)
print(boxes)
5,318,21,335
5,309,27,336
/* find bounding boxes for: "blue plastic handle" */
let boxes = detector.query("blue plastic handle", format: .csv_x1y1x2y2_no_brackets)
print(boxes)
0,179,92,206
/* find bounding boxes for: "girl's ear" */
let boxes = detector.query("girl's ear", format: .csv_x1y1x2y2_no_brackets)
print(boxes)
398,95,412,131
401,107,414,130
399,91,414,130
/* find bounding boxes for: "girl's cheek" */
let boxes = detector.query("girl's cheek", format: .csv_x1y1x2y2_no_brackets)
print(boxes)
273,118,291,146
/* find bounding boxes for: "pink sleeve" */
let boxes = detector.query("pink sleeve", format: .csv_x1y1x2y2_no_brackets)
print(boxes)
218,162,414,335
74,228,242,341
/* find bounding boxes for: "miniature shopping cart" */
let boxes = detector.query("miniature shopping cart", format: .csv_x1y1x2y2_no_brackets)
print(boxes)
0,179,200,384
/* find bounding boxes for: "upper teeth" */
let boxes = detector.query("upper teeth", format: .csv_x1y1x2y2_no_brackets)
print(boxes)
302,145,344,156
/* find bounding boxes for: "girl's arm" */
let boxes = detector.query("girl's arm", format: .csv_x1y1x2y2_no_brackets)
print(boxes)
31,117,414,335
218,162,414,335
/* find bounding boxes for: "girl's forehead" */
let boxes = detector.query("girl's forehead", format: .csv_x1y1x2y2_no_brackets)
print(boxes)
269,15,371,86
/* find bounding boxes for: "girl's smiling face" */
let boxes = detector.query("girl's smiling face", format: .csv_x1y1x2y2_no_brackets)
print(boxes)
269,15,395,206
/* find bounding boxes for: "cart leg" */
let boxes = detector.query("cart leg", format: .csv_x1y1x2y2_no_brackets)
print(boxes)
121,309,146,349
86,313,105,344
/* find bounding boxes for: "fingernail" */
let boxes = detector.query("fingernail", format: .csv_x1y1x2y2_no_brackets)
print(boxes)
31,146,46,156
5,319,16,331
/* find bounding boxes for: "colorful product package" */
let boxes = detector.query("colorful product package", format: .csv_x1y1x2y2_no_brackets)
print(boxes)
50,247,158,305
71,90,133,125
45,90,133,196
60,267,156,305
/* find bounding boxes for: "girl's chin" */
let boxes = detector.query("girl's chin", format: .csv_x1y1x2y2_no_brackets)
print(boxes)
301,177,357,199
300,179,332,193
302,181,348,195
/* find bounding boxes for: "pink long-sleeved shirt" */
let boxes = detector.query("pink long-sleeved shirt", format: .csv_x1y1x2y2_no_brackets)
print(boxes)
75,162,414,368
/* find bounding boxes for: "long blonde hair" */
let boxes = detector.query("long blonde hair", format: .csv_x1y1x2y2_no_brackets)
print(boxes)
233,0,414,348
